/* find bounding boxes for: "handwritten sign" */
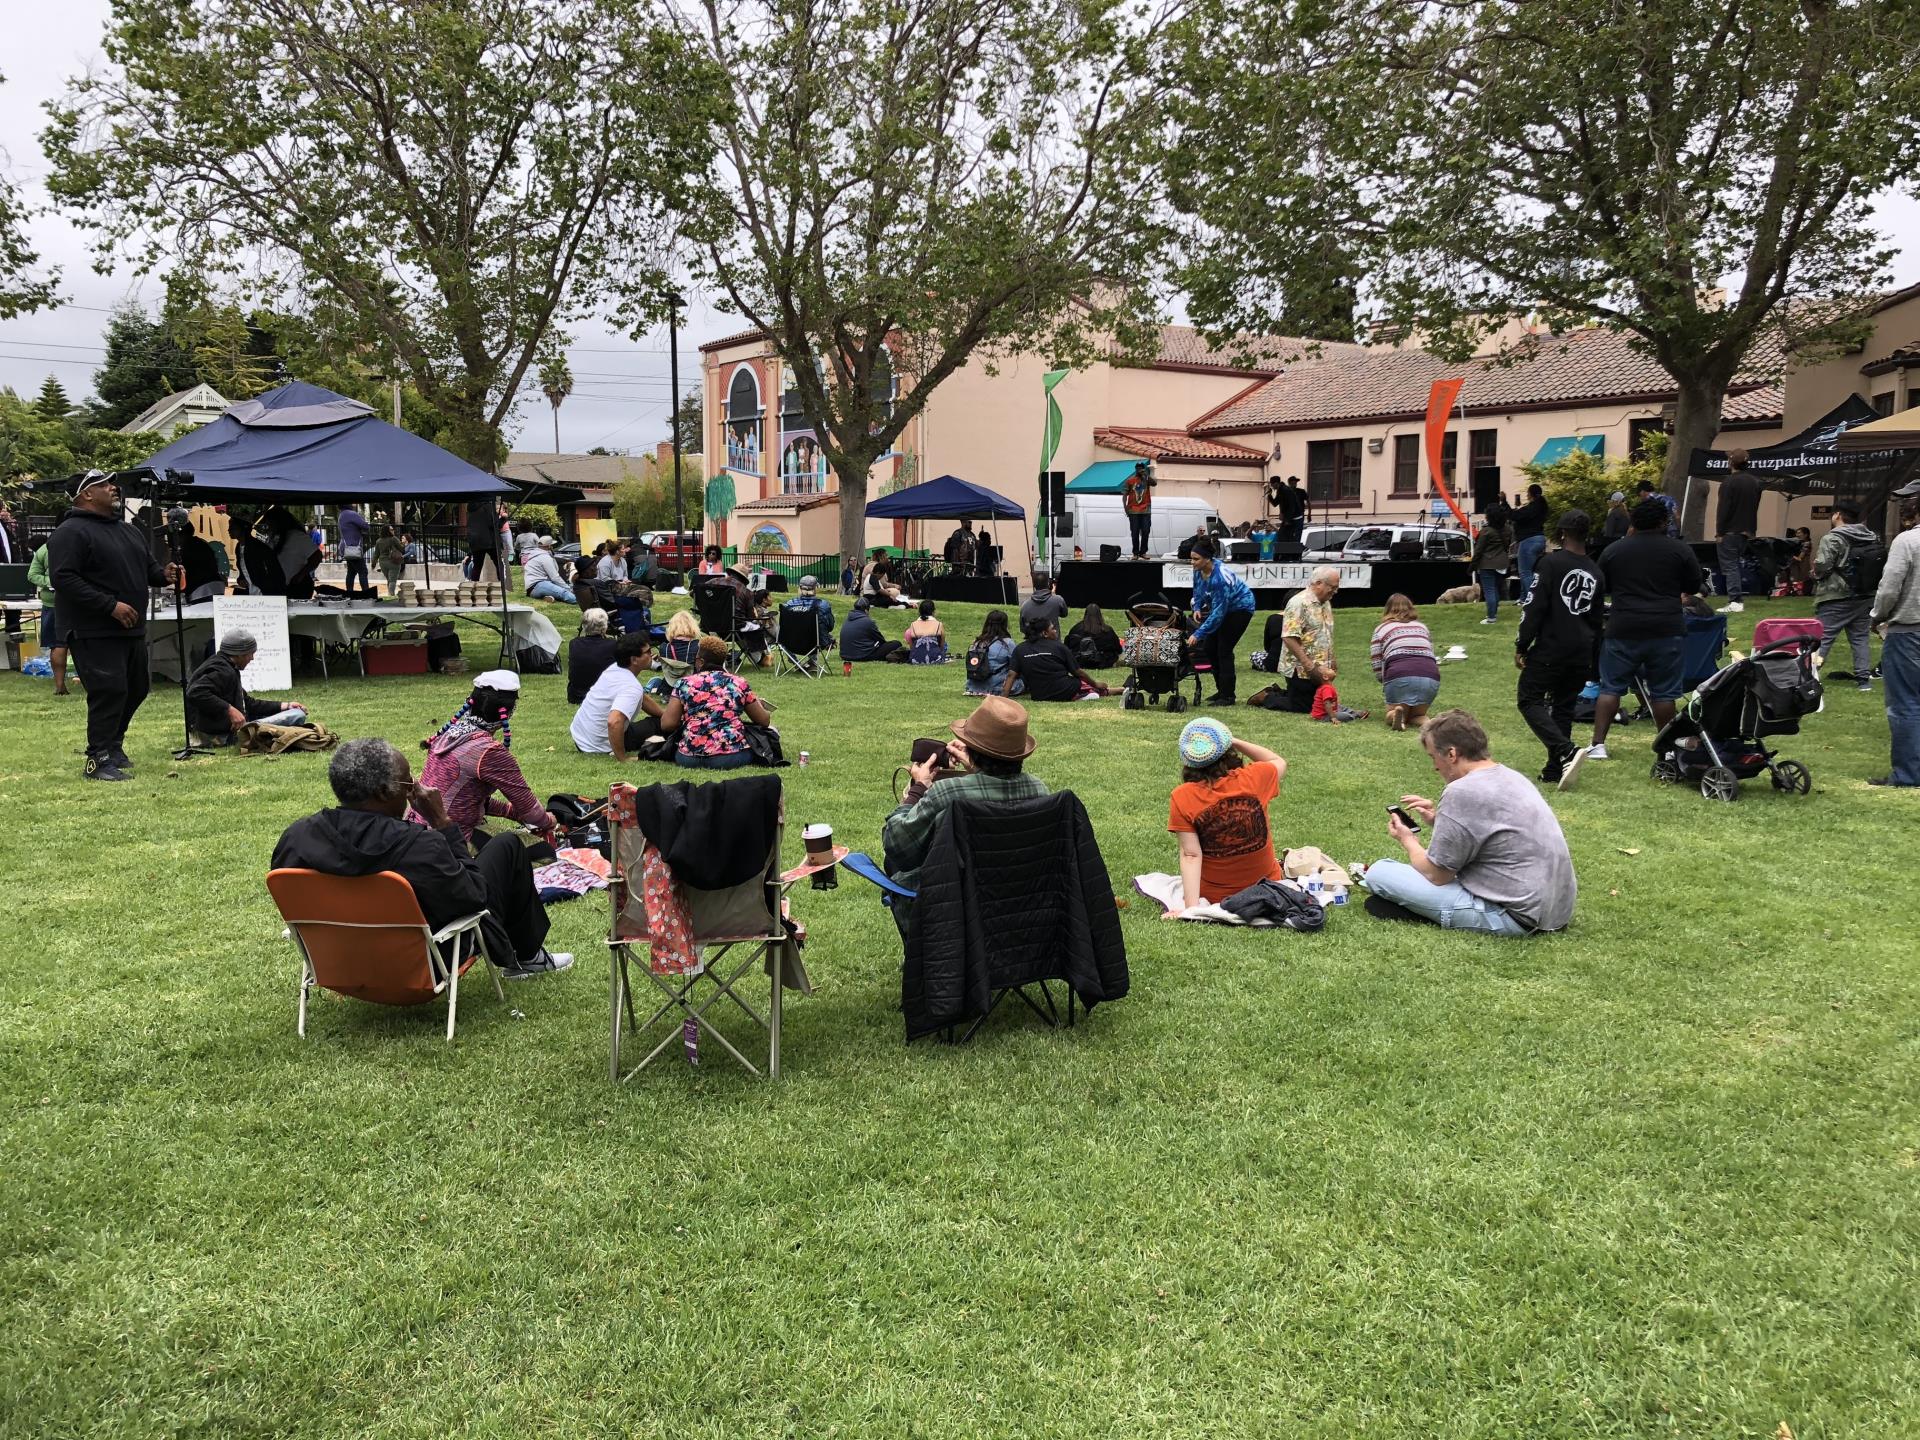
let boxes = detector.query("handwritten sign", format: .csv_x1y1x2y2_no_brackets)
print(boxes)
1162,562,1373,590
213,595,293,691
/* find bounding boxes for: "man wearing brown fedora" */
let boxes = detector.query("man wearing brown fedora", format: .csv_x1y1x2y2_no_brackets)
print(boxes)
881,696,1049,896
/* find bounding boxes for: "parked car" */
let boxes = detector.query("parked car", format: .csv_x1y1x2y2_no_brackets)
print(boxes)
1337,524,1471,563
1299,524,1358,560
639,529,705,574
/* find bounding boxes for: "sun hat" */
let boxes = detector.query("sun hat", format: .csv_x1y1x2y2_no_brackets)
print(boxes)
949,696,1036,761
473,669,521,692
1178,716,1233,767
218,628,259,657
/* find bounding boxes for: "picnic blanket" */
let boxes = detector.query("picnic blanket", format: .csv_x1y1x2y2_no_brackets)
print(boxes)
1132,872,1323,929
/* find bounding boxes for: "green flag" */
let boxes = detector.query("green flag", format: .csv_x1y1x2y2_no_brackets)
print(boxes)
1040,368,1068,474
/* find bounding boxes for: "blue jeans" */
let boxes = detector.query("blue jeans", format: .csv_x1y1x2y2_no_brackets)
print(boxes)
674,748,754,770
1382,675,1441,708
1882,630,1920,786
1363,859,1532,935
525,579,574,602
1516,534,1547,604
1478,569,1505,619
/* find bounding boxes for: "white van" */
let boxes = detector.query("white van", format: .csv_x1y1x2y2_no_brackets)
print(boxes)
1060,494,1223,560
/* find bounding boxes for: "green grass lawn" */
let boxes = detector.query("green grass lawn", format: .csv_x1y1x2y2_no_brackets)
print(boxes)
3,590,1917,1439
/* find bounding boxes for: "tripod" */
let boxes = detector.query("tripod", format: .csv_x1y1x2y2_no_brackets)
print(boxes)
163,522,213,762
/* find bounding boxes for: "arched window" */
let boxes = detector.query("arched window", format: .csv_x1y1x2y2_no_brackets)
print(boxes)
724,365,763,475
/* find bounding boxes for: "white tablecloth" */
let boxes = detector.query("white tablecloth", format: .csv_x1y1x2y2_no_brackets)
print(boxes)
148,601,564,680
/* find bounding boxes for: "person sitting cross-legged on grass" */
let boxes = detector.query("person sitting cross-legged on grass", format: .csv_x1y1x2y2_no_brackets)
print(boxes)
1358,708,1576,936
185,629,308,746
1008,617,1113,701
840,596,906,663
1161,718,1287,919
272,736,572,980
659,634,773,770
411,671,556,847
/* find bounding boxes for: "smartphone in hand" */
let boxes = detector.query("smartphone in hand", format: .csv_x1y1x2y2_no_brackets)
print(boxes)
1387,804,1420,832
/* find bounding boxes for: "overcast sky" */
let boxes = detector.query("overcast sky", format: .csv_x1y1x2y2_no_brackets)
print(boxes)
4,1,1918,455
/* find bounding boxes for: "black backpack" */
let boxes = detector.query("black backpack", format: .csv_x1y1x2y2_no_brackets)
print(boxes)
965,643,993,687
1844,536,1886,599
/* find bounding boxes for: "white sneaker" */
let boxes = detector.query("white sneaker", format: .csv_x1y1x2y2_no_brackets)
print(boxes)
1585,743,1611,761
501,949,574,980
1723,601,1745,613
1478,617,1499,625
1557,747,1589,791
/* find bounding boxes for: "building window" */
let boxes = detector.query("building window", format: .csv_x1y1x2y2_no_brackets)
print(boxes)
1392,434,1420,496
1874,391,1895,416
1307,438,1362,503
725,365,763,475
1628,416,1665,460
1436,431,1458,493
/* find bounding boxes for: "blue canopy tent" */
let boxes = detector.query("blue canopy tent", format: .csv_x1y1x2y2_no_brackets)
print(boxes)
135,380,526,666
862,474,1026,519
140,381,517,501
863,475,1029,590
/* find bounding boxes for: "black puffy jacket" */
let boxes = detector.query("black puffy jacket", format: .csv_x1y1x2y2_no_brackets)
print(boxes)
45,507,169,639
902,792,1129,1039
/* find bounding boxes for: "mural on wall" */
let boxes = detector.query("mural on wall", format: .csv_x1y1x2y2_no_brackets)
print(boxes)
778,432,831,495
725,365,763,476
747,523,792,553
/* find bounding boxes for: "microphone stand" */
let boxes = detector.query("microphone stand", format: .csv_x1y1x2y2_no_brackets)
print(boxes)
164,521,213,762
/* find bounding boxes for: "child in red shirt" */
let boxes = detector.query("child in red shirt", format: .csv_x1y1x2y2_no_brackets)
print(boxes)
1308,657,1369,724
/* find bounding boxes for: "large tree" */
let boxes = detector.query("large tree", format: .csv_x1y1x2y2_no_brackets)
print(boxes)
44,0,721,470
1168,0,1920,533
0,73,57,320
679,0,1172,562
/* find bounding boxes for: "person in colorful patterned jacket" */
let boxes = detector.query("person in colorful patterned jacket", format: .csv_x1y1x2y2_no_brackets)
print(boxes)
409,670,556,845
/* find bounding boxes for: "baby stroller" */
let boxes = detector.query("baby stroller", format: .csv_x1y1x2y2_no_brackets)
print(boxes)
1119,592,1204,713
1650,635,1823,802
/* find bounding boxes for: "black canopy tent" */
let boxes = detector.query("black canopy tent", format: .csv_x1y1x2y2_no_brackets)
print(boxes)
1690,395,1920,528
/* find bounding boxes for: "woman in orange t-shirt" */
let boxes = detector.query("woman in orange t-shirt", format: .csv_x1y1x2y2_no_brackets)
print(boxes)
1163,717,1288,916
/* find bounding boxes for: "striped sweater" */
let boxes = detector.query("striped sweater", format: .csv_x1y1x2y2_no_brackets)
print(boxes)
1369,619,1441,683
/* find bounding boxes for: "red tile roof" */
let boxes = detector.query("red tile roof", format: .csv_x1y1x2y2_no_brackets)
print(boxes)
1717,384,1785,424
699,326,773,354
1194,327,1779,433
1123,324,1364,375
733,493,839,513
1093,426,1267,464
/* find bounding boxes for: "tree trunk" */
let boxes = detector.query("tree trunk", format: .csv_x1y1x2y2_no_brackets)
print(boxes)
1663,375,1733,542
834,447,880,571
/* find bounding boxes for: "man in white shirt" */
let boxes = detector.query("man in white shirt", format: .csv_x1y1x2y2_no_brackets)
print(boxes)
569,633,664,759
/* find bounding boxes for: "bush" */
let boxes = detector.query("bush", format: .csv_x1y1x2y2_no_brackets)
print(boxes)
1523,432,1666,532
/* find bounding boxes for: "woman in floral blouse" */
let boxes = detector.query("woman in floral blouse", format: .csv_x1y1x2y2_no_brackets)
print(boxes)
660,635,773,769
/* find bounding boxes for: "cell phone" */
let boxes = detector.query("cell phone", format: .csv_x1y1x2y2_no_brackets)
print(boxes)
1387,804,1420,832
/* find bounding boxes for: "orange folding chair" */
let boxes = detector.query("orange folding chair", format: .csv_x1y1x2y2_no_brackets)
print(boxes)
267,869,505,1041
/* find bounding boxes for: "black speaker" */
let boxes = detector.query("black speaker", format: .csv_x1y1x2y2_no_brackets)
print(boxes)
1098,543,1121,562
1053,511,1073,538
1270,541,1305,562
1040,470,1066,511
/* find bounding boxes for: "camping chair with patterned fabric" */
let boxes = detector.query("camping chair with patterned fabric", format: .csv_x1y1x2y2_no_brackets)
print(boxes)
266,869,505,1041
605,779,816,1080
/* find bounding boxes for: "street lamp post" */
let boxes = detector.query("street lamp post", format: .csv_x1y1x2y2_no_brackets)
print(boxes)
666,288,686,548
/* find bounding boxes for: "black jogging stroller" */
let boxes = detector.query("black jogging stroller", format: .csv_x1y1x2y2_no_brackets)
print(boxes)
1649,635,1824,802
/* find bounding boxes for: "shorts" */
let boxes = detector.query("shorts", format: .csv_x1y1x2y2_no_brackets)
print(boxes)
39,603,62,649
1381,675,1440,708
1598,634,1685,700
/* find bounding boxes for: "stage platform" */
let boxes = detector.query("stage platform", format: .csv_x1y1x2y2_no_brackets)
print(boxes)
1056,559,1475,609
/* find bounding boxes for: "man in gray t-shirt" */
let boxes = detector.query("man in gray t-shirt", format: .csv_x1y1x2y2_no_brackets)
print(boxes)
1362,708,1576,934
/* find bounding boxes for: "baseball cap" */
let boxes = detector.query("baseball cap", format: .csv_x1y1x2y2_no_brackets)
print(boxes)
798,575,818,591
1608,491,1625,503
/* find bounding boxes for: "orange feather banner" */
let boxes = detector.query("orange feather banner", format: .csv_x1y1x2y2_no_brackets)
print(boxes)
1424,378,1471,532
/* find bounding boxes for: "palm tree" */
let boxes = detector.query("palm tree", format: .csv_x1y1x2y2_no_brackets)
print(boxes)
538,355,572,452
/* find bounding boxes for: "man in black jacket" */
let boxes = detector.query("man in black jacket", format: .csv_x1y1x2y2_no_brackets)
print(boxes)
1714,449,1763,612
185,630,307,743
1585,497,1705,763
1514,509,1605,789
46,471,178,781
271,737,572,979
1511,482,1550,604
466,498,505,583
